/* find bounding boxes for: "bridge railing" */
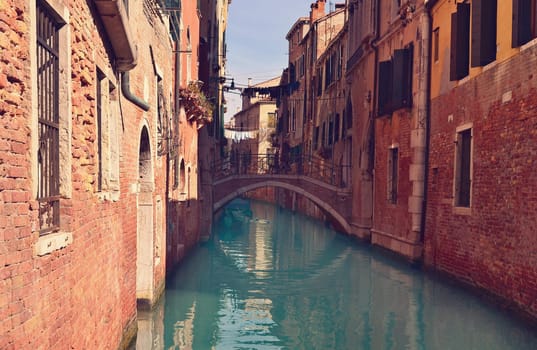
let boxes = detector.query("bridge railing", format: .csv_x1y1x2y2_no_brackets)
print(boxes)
211,153,351,188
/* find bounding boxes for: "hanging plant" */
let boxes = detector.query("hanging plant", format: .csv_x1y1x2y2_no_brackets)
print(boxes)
178,82,214,125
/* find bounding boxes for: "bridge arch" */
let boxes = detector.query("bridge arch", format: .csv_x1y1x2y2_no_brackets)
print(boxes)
213,180,351,233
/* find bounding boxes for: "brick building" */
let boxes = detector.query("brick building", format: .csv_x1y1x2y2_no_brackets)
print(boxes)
370,1,429,261
0,0,222,348
346,0,376,240
425,0,537,321
198,0,231,239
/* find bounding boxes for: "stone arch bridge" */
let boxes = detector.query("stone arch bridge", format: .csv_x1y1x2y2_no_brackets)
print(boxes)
211,154,352,233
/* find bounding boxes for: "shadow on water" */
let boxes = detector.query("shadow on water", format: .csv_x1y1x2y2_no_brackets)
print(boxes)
134,199,537,350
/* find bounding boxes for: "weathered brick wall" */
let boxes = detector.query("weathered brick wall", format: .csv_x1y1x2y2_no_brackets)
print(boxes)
425,43,537,320
373,111,413,237
1,0,180,348
0,0,34,347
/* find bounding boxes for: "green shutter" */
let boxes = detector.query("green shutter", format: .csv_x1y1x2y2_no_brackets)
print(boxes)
450,4,470,81
512,0,532,47
471,0,497,67
378,60,392,116
392,44,413,110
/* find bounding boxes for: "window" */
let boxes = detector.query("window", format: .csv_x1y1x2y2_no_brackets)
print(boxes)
455,127,472,207
334,113,340,142
377,44,413,116
450,3,470,80
512,0,537,47
267,112,276,128
289,63,296,83
387,147,398,204
471,0,497,67
96,68,119,196
321,122,326,147
37,2,65,234
338,45,344,79
157,77,169,156
378,60,392,115
433,27,440,62
345,96,353,132
186,26,192,82
97,70,105,191
179,159,186,193
324,57,332,88
291,106,297,132
328,118,334,146
313,126,319,150
391,0,402,20
316,68,323,96
173,154,179,189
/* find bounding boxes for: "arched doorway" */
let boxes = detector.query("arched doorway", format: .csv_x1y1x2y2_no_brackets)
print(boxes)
137,126,154,306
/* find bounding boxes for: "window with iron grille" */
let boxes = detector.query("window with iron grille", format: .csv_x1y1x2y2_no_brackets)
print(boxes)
37,2,64,234
387,147,398,204
455,127,472,207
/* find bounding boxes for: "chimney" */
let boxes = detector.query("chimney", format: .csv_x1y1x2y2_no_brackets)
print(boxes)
310,0,326,23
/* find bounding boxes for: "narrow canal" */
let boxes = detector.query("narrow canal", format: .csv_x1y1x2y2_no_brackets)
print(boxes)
136,199,537,349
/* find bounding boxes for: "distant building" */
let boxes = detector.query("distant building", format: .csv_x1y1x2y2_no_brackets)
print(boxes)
229,77,280,157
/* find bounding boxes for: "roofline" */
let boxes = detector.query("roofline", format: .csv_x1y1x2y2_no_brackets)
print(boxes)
286,17,310,40
232,99,277,118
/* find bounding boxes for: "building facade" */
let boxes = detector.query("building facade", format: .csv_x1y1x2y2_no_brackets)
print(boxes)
198,0,231,239
371,0,429,261
425,0,537,321
0,0,224,348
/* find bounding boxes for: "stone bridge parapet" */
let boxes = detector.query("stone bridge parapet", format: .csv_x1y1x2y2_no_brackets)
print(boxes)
212,173,353,233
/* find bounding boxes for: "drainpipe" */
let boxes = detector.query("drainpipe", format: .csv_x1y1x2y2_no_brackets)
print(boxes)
369,0,381,239
121,72,150,111
409,4,432,257
420,1,433,248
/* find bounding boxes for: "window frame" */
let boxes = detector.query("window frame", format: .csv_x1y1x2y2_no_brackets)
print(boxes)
512,0,537,47
387,146,399,204
433,27,440,63
450,3,470,81
36,0,68,235
470,0,497,67
95,66,119,198
453,124,473,209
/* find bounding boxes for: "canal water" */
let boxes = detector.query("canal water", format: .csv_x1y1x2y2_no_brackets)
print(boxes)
136,199,537,349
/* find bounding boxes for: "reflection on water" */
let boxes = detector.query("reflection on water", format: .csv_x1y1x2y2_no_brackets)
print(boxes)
137,199,537,349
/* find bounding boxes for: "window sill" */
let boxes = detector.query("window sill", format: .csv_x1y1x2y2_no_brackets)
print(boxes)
520,37,537,52
97,190,120,202
452,206,471,216
35,231,73,256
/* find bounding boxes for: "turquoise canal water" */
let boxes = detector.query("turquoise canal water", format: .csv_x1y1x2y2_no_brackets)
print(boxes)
136,199,537,349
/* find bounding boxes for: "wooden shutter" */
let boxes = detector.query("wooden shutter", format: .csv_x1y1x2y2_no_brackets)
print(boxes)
289,63,296,82
471,0,497,67
378,60,392,116
334,113,340,142
450,4,470,81
392,44,413,110
512,0,532,47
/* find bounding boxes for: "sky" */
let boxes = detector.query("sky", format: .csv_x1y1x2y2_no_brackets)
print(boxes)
223,0,321,120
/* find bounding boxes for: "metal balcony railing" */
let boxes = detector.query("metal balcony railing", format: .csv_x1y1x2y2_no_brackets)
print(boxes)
211,153,351,188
